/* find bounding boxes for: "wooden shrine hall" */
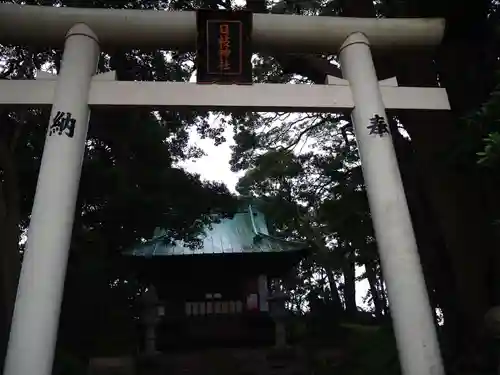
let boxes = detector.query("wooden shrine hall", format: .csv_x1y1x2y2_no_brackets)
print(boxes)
124,203,310,350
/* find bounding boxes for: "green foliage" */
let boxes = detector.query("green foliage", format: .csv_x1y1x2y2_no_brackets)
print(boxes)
478,132,500,166
51,349,87,375
333,325,400,375
470,73,500,167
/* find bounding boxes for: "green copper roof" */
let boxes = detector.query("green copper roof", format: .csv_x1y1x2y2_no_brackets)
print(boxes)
125,205,307,258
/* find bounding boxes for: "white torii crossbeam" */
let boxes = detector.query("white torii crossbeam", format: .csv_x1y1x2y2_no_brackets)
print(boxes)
0,75,449,111
1,5,448,375
0,3,444,51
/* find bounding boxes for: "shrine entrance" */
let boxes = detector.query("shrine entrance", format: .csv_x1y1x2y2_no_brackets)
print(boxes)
0,4,449,375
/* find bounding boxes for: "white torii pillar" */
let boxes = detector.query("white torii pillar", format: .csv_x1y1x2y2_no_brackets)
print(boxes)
3,23,99,375
339,32,445,375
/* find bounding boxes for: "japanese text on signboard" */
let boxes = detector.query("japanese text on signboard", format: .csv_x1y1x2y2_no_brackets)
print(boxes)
206,20,242,75
196,10,252,84
218,23,231,72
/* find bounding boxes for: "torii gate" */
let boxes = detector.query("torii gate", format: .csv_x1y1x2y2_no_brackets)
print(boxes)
0,4,449,375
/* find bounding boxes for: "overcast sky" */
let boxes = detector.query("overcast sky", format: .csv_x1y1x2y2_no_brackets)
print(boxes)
178,125,242,193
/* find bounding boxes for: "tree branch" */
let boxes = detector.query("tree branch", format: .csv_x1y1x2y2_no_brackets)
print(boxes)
282,117,326,151
246,0,344,83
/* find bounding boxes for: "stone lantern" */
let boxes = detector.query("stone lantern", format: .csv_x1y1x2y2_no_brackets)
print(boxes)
268,282,289,349
139,285,162,356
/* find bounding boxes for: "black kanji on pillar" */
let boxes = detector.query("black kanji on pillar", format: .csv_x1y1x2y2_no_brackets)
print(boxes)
196,9,253,84
49,111,76,138
367,114,390,137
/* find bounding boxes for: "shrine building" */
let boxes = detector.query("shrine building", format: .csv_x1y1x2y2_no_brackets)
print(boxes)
125,202,310,350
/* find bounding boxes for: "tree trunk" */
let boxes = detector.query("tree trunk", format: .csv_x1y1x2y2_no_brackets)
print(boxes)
381,0,498,368
388,113,460,335
341,249,357,316
395,51,493,366
365,261,384,319
312,249,344,312
0,139,21,370
298,216,344,312
0,197,19,370
323,267,342,310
